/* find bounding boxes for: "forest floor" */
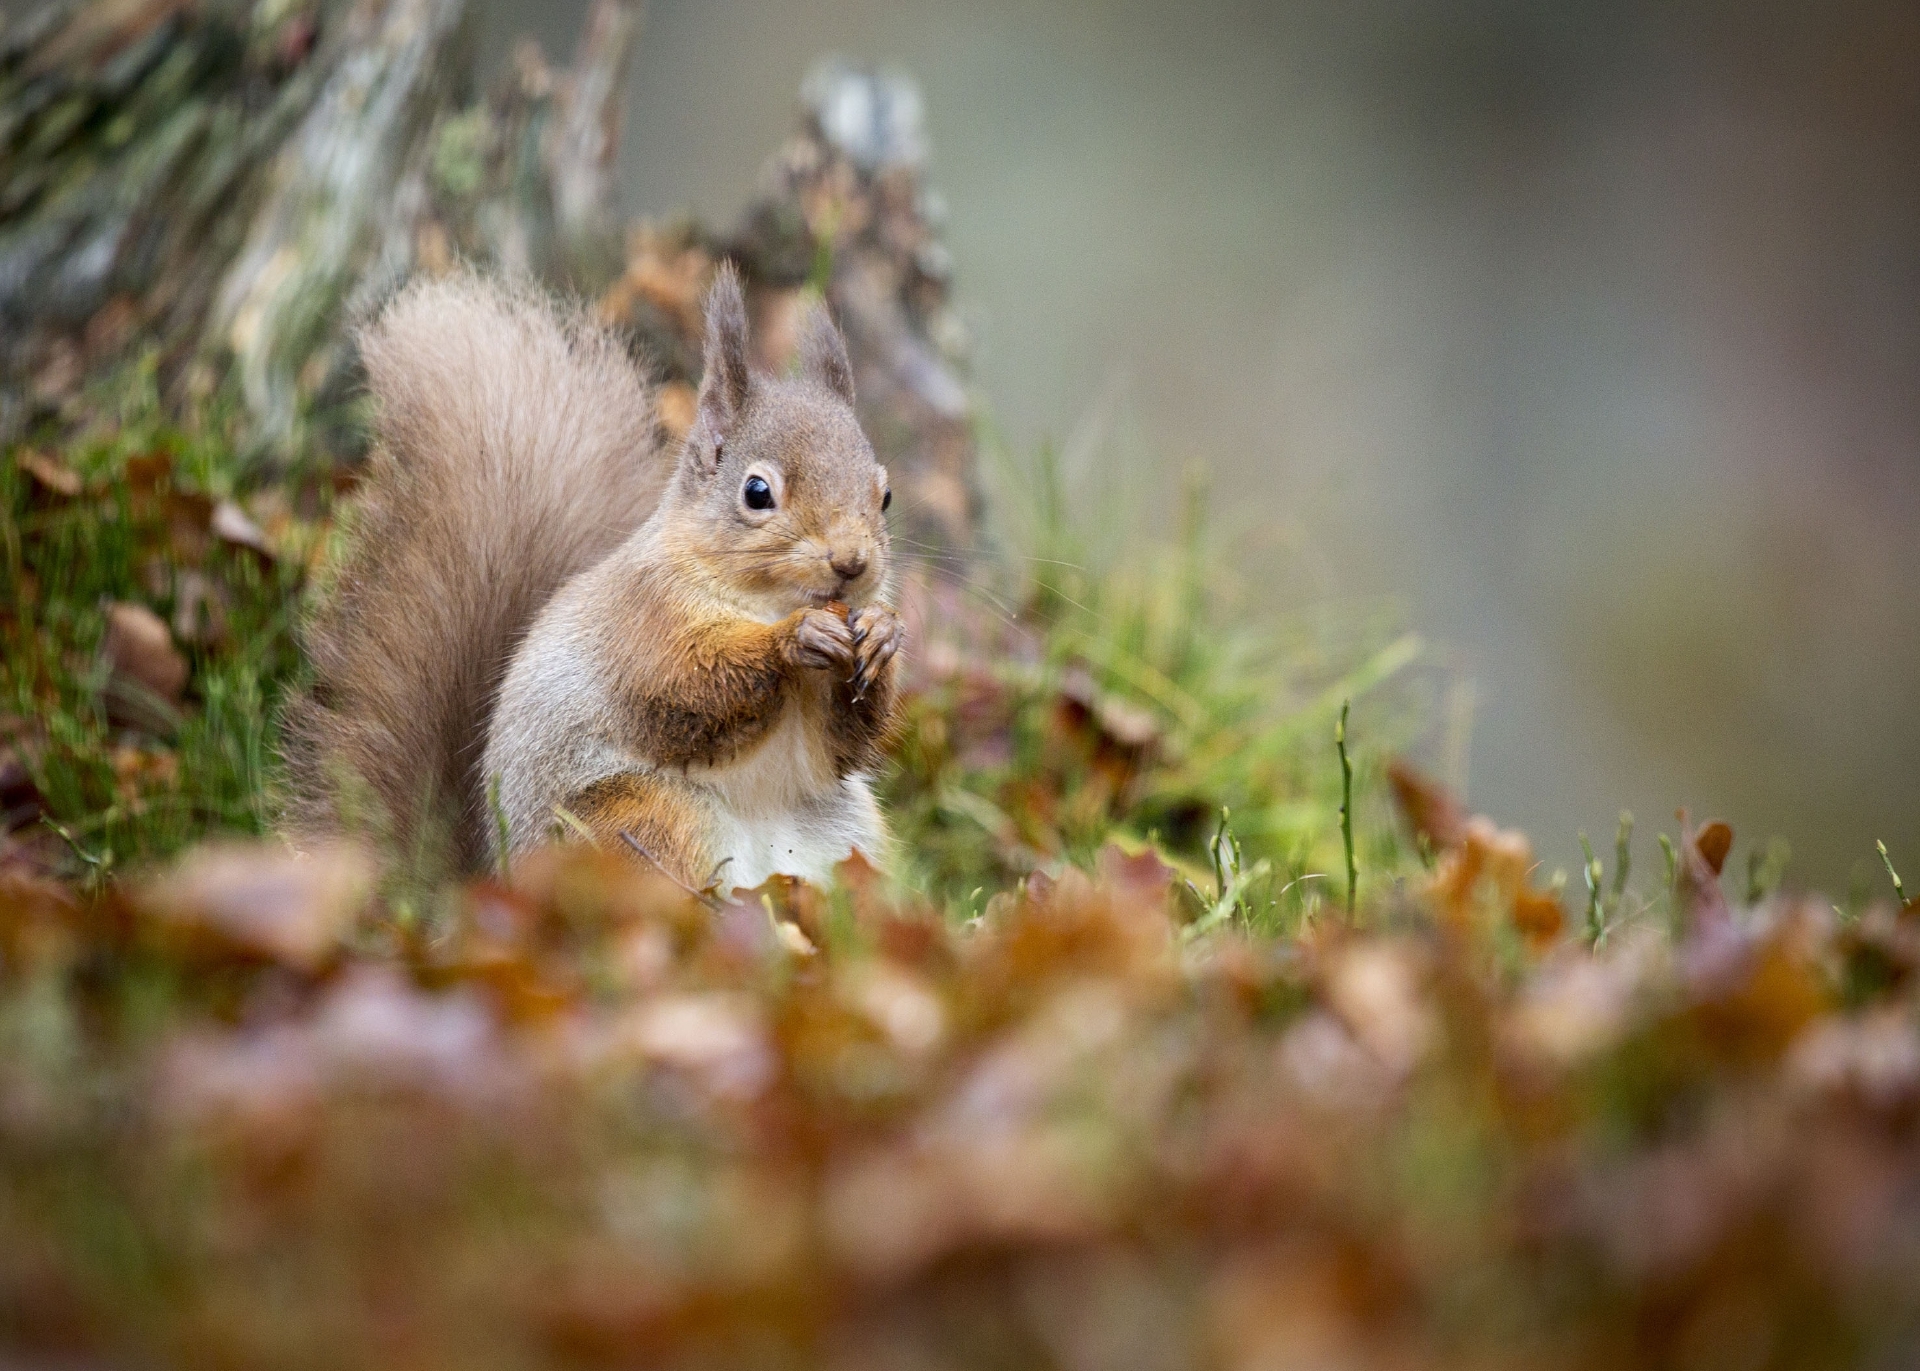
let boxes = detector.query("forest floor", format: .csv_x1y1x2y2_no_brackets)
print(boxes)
4,381,1920,1369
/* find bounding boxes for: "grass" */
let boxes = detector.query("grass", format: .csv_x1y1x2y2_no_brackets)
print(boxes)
880,436,1430,930
0,373,1833,955
1,374,319,887
2,375,1430,937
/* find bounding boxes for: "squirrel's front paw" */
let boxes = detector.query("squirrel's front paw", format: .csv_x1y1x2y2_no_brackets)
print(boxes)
789,607,856,673
849,605,903,697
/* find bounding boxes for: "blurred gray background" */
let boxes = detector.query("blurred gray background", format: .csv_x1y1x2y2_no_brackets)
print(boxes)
530,0,1914,891
28,0,1920,889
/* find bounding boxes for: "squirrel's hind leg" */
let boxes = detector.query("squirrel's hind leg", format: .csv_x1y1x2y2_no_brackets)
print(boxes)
564,772,712,890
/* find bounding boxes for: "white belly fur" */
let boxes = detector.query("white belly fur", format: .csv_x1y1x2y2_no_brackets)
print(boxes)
685,706,886,891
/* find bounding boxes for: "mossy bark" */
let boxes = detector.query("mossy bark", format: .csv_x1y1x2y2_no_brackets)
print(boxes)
0,6,977,546
0,0,642,459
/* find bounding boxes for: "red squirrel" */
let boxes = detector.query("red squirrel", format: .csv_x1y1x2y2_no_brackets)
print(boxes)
286,266,902,890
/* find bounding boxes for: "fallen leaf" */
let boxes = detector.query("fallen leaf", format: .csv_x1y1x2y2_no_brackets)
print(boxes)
1512,886,1566,946
162,491,217,562
602,225,713,338
614,993,775,1099
1695,821,1734,877
170,569,231,648
1096,840,1177,911
137,841,375,972
211,498,276,564
656,381,698,441
0,756,44,833
14,448,82,497
1675,811,1733,930
1428,814,1541,939
1057,668,1160,752
120,450,174,494
842,962,945,1057
1325,942,1434,1075
102,601,189,702
110,745,178,804
1388,758,1467,853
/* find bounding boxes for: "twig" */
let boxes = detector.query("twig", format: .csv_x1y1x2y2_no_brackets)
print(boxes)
1337,700,1356,918
1579,831,1604,944
1180,857,1275,943
550,804,598,845
1611,811,1633,903
487,773,512,882
41,816,108,877
1877,840,1908,906
618,829,712,903
1658,832,1678,932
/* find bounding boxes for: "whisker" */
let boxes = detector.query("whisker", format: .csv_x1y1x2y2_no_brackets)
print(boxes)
896,561,1029,634
889,534,1084,571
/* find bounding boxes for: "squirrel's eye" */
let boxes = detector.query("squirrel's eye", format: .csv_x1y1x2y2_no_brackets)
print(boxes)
882,487,892,512
743,475,774,511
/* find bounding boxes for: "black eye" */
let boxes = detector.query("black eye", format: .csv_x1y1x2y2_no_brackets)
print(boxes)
743,475,774,510
881,487,892,512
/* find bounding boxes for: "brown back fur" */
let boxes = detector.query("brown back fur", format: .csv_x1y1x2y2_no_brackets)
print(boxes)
282,275,666,871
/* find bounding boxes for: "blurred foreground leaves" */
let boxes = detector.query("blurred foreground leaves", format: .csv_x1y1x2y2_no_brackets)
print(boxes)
5,812,1920,1368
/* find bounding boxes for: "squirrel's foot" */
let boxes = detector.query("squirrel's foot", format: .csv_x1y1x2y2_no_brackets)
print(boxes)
790,607,856,673
849,605,903,698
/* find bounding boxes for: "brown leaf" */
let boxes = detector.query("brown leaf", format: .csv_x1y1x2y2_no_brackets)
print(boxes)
1513,887,1566,947
1687,919,1829,1061
1056,668,1160,754
1428,816,1534,934
162,491,216,562
1694,820,1734,877
170,569,231,648
1325,942,1434,1075
609,993,774,1099
14,448,82,497
137,841,375,972
656,381,698,442
120,450,174,494
1387,758,1467,853
1096,841,1176,911
0,755,44,834
211,498,276,565
1674,811,1733,931
110,744,177,804
601,225,714,339
102,601,189,702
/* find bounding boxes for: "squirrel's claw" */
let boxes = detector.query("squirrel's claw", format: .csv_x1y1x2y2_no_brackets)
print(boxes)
792,607,857,673
847,606,902,702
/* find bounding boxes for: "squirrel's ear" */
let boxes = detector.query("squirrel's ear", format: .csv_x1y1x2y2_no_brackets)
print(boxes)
696,263,752,447
799,300,856,405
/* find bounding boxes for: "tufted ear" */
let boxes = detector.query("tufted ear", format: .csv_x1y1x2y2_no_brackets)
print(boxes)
694,263,752,458
798,299,855,405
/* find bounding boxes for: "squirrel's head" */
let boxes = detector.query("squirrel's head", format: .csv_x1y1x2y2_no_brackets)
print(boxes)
666,264,891,616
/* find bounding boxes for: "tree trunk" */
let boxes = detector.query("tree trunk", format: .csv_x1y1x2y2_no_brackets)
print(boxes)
0,4,977,546
0,0,643,457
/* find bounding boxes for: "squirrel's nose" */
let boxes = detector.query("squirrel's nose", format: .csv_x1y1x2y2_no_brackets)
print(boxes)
829,548,869,581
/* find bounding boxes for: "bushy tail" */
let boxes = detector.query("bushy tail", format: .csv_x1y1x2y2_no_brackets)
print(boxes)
283,275,664,873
